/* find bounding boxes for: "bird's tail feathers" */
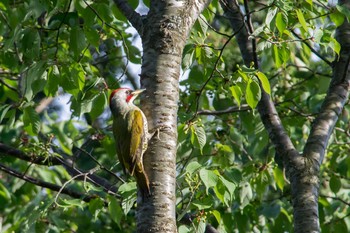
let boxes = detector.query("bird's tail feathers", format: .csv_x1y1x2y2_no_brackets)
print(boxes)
134,169,151,198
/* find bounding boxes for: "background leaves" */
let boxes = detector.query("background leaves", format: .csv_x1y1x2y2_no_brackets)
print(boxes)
0,0,349,232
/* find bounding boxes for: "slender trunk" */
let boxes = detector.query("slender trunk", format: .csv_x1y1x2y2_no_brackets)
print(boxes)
135,1,210,232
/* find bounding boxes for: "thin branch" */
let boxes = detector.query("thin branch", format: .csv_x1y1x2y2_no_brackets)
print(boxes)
189,28,241,122
0,142,62,165
197,104,250,115
292,31,332,66
0,163,97,203
0,78,20,94
54,0,73,60
320,194,350,206
0,142,119,196
199,15,231,37
112,0,143,35
74,146,125,183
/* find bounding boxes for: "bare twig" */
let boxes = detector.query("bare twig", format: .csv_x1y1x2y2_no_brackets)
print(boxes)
197,104,250,115
74,146,125,183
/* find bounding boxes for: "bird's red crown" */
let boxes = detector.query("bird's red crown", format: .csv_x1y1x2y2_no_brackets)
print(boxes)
109,88,132,104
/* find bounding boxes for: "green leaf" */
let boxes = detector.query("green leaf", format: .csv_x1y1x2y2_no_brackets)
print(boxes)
336,5,350,21
178,225,191,233
239,182,253,209
212,210,221,224
256,72,271,95
21,28,40,61
23,106,40,135
329,176,341,193
272,45,282,68
118,182,137,215
266,7,278,29
70,26,87,60
23,61,47,100
108,196,123,228
245,79,261,109
182,46,195,70
330,9,345,27
192,199,212,210
186,161,202,175
89,91,107,120
276,12,287,35
198,16,208,35
88,198,104,220
329,37,341,57
296,9,308,32
85,26,100,47
199,168,219,193
61,64,85,99
96,3,114,22
219,175,236,200
61,198,85,208
240,65,256,74
0,181,11,200
44,65,60,97
191,124,207,153
0,104,12,123
273,167,285,190
230,85,242,106
197,219,206,233
213,180,226,205
195,46,203,65
334,219,348,233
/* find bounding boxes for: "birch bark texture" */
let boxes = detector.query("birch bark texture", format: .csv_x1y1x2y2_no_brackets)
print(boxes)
222,0,350,232
113,0,210,232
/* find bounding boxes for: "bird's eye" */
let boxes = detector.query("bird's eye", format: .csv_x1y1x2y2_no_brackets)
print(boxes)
126,90,131,95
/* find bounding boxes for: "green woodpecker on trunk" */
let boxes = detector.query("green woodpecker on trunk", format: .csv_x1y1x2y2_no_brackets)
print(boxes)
109,88,151,196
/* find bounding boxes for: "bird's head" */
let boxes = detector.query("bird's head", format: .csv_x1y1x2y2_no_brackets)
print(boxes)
109,88,145,115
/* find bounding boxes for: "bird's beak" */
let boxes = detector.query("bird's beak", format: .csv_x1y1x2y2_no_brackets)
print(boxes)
132,89,146,96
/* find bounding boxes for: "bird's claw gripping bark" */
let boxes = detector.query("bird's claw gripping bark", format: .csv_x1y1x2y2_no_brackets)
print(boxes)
149,125,171,142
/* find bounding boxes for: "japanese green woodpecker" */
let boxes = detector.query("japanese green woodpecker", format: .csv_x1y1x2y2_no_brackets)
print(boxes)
109,88,150,196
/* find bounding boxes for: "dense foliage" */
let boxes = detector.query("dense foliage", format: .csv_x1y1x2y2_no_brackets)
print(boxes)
0,0,349,232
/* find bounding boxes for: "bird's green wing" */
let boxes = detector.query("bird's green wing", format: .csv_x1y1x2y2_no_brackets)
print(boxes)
113,117,130,174
129,109,145,175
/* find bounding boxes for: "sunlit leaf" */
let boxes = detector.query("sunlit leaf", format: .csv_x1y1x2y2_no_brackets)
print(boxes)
245,79,261,109
266,7,278,28
239,182,253,209
108,195,123,228
273,167,285,190
329,37,341,56
23,106,40,135
186,161,202,174
276,12,287,35
296,9,308,32
199,168,219,193
256,72,271,95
